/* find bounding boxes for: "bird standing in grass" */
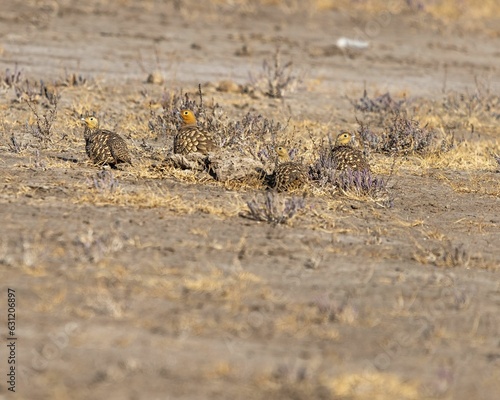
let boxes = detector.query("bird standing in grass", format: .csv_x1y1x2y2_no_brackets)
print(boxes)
331,131,370,172
174,109,216,155
81,116,132,167
272,145,308,192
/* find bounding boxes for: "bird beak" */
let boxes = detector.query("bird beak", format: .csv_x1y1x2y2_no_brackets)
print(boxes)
81,117,85,122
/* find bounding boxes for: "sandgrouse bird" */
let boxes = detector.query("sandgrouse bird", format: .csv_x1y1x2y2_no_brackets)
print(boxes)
272,146,308,192
82,116,132,167
174,109,216,155
331,131,370,172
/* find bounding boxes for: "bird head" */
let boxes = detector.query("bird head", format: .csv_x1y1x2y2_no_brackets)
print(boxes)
179,109,197,126
276,145,290,162
335,131,354,146
82,116,99,129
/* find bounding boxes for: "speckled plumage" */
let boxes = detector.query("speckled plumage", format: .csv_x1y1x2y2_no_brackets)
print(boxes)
331,132,370,172
174,109,216,155
273,146,308,192
82,116,132,167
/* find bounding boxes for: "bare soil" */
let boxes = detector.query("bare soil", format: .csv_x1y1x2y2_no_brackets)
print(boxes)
0,1,499,399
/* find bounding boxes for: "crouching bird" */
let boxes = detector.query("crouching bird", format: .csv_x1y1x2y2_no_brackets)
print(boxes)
272,145,308,192
174,109,216,155
81,116,132,167
331,131,370,172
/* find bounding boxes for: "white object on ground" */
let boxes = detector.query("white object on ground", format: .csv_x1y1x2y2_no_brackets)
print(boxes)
336,37,370,50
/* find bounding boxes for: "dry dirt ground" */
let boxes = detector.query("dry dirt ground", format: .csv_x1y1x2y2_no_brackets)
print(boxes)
0,1,499,399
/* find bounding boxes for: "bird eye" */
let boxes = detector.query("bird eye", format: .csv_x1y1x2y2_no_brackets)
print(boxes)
183,111,189,115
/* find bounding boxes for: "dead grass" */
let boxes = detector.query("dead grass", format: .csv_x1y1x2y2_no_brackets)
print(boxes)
76,185,188,210
203,361,235,379
275,311,340,340
440,172,500,197
422,140,500,171
36,288,68,313
412,240,470,268
423,0,500,21
312,0,500,23
323,372,421,400
183,268,262,294
223,0,499,21
416,88,500,133
74,182,246,218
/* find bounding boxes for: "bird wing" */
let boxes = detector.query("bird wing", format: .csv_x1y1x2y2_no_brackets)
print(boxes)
105,131,132,164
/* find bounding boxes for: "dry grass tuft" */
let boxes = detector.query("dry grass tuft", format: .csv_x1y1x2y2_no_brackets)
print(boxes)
422,0,500,21
323,372,420,400
423,140,500,171
184,268,261,293
413,240,470,268
75,180,192,211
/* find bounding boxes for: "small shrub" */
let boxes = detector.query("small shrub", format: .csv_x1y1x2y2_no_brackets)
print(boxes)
2,65,22,88
356,119,381,151
241,192,305,225
414,241,470,268
75,228,124,263
441,77,500,122
25,97,58,145
494,154,500,173
334,169,389,200
382,112,450,155
356,113,454,156
32,149,47,170
15,79,59,105
8,133,29,153
248,46,303,98
351,90,406,114
92,170,119,193
217,112,288,162
308,144,336,186
55,70,90,87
